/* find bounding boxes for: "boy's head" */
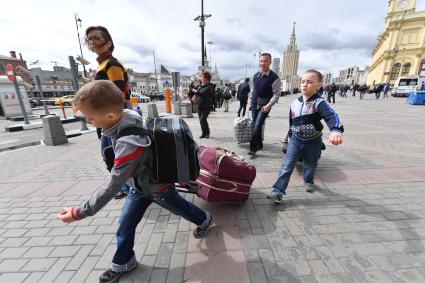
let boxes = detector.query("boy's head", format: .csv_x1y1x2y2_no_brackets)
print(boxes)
74,80,124,129
301,69,323,97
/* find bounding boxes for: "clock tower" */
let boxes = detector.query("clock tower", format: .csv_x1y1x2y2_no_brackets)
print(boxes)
386,0,416,25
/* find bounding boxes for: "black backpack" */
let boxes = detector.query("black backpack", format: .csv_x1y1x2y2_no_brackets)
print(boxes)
102,117,200,184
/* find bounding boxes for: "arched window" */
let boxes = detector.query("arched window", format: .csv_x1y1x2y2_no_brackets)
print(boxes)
401,63,411,76
390,63,401,80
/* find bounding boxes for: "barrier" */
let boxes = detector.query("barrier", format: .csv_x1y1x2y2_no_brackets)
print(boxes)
42,115,68,146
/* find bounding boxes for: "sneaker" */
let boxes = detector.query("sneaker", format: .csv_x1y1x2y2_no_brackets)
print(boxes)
247,151,256,156
193,213,214,238
267,192,283,204
305,183,315,193
99,262,137,283
114,191,127,200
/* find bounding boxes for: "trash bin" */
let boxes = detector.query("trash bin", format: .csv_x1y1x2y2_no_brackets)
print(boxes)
408,91,425,105
181,102,193,118
173,102,181,115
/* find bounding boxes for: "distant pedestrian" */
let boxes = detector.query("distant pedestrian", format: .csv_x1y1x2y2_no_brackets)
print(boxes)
375,83,384,99
352,83,359,97
383,83,390,98
248,53,281,156
57,80,213,283
327,82,336,104
267,70,344,204
85,25,130,200
188,81,196,112
222,84,232,112
237,78,250,117
420,81,425,91
192,71,214,138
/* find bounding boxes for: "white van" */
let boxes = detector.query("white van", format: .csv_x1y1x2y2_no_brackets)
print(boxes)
391,75,418,97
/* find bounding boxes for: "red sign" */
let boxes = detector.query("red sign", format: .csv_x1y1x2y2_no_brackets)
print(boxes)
5,64,14,82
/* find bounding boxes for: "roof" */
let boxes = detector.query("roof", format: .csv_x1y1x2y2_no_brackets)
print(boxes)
0,55,22,61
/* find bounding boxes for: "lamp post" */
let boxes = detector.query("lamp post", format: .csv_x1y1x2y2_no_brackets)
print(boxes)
194,0,211,67
74,13,87,78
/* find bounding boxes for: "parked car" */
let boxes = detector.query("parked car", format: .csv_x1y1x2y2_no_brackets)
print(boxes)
148,91,165,101
391,75,419,97
131,93,151,103
54,95,75,106
29,97,42,108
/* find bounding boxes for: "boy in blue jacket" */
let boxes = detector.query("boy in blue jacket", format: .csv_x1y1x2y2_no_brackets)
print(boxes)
268,70,344,203
57,80,213,282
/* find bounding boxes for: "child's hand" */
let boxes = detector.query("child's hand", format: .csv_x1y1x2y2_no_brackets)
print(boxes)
56,207,79,223
329,132,343,145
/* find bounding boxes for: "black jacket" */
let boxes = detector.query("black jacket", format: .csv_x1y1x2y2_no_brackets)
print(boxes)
196,83,214,110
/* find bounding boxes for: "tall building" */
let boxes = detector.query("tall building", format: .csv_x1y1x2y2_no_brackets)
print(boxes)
367,0,425,84
272,58,280,75
281,22,300,80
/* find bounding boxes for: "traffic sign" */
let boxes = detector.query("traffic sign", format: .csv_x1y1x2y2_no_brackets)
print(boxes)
5,64,14,82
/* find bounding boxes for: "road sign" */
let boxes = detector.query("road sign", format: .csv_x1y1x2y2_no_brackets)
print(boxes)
5,64,14,82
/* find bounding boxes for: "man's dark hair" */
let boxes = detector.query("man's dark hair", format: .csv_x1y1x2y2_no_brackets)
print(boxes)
260,53,272,59
305,69,323,83
202,71,211,81
85,26,115,52
244,77,249,83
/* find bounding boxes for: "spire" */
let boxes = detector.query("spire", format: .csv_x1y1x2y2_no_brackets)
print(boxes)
290,22,296,46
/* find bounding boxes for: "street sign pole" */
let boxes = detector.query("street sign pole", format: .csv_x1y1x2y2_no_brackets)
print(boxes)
35,75,50,116
6,64,30,125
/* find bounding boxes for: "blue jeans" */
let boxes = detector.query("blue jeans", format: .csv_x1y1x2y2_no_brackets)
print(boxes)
111,185,207,272
250,107,268,152
272,135,322,197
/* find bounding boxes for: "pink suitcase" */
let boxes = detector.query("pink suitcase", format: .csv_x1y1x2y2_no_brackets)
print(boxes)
196,146,256,203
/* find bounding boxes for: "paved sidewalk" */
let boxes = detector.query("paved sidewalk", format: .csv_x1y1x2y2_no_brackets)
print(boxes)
1,94,425,282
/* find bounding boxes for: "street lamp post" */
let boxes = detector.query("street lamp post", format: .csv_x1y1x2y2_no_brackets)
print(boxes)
194,0,211,67
74,13,87,78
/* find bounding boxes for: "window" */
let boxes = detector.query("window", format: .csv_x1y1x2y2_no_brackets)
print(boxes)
390,63,401,80
0,64,4,71
401,63,411,76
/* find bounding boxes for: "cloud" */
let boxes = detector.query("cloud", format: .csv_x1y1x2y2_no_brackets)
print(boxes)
225,17,245,28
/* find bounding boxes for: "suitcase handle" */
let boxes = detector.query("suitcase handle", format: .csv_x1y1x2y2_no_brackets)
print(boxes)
216,146,244,161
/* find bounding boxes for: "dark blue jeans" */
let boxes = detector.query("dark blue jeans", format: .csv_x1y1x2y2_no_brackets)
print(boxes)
272,135,322,197
111,185,207,272
250,107,268,152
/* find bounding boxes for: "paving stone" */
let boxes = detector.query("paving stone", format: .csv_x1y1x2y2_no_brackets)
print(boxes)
23,228,51,237
48,235,77,246
0,237,28,248
22,272,45,283
21,258,57,272
154,243,174,269
166,253,186,283
150,268,168,283
50,270,75,282
39,257,71,282
49,245,81,257
69,256,98,283
65,245,94,271
0,247,29,259
90,234,114,256
23,236,53,247
0,272,30,283
145,232,164,255
23,246,55,258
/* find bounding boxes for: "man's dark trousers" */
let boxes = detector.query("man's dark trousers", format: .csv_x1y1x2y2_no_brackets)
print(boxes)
250,107,268,152
237,99,248,117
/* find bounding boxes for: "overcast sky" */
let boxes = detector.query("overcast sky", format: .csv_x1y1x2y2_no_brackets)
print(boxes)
2,0,425,80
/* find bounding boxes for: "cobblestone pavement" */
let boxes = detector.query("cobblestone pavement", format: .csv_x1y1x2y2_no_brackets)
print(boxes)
0,94,425,282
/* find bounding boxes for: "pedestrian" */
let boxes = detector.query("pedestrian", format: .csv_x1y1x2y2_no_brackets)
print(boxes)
237,77,250,117
222,84,232,112
192,71,214,138
57,80,214,283
327,82,336,104
85,25,130,200
383,83,390,98
375,83,384,99
352,83,359,97
421,81,425,91
188,81,197,112
248,53,281,156
267,70,344,203
231,87,237,101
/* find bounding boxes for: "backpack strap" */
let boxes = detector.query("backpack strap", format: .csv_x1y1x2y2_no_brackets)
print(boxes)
117,127,148,140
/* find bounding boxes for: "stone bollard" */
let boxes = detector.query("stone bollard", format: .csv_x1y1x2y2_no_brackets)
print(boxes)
147,103,159,118
173,102,181,115
180,102,193,118
42,115,68,146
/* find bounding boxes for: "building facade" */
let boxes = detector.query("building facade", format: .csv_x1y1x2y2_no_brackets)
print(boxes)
367,0,425,85
0,51,30,83
272,58,280,75
281,22,300,80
